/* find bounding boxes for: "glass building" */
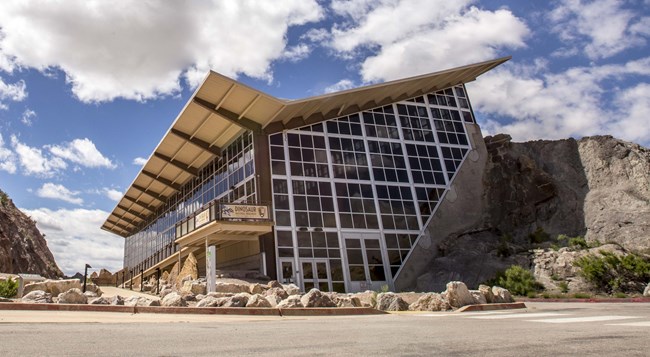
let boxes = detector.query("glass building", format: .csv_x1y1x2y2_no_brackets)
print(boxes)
102,57,509,293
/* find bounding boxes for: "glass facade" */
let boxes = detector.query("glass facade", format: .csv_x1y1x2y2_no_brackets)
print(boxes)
123,132,257,273
270,85,475,292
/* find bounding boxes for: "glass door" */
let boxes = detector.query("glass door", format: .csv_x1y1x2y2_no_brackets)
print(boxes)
300,258,332,292
343,233,390,292
279,258,295,284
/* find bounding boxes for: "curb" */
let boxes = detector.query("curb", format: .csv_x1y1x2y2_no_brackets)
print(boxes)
456,302,527,312
0,302,384,316
516,297,650,303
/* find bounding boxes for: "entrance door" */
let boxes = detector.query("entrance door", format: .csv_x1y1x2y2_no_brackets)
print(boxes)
343,233,390,292
278,258,296,285
300,258,332,292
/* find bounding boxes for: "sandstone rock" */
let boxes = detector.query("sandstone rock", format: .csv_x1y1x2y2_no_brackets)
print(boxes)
23,279,82,296
644,283,650,297
265,287,288,301
492,286,514,303
182,292,197,302
161,270,169,282
207,292,235,298
283,284,301,296
195,294,206,301
84,291,98,298
478,285,495,304
57,288,87,304
267,280,283,289
181,280,206,296
469,290,487,305
249,283,265,295
332,296,362,308
444,281,476,308
277,295,303,308
350,291,376,308
196,296,226,308
176,253,198,288
214,282,250,294
124,296,160,307
408,293,450,311
300,289,336,308
222,293,250,308
167,263,180,289
159,287,174,298
246,294,272,308
376,293,409,311
89,297,110,305
162,292,187,307
21,290,52,303
110,295,124,305
0,297,13,302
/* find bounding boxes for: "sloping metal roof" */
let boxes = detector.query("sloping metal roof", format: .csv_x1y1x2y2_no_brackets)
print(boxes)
102,56,510,237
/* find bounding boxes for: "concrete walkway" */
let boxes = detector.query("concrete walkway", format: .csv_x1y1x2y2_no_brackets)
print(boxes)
100,286,160,300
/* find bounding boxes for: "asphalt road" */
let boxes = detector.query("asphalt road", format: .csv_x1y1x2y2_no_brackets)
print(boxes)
1,302,649,356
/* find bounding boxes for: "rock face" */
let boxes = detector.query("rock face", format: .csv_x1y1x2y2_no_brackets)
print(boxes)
0,189,63,278
91,269,116,286
398,135,650,292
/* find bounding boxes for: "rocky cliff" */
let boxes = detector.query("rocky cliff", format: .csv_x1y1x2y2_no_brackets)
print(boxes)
0,190,63,278
400,134,650,292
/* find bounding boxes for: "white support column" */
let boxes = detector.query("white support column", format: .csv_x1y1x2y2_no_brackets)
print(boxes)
206,237,216,293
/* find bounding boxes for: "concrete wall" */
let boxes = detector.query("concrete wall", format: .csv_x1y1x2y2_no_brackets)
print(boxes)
394,123,489,292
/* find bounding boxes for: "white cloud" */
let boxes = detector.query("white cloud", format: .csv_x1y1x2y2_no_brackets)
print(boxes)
103,188,123,202
0,133,17,174
328,0,529,82
281,44,312,63
36,182,83,205
20,108,36,126
21,207,124,276
468,57,650,146
549,0,649,59
0,1,323,103
132,157,147,166
324,79,357,93
0,78,27,109
11,135,67,177
49,138,116,169
300,28,330,43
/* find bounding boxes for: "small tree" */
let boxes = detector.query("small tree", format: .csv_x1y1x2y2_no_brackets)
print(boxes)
493,265,544,296
0,277,19,298
575,251,650,294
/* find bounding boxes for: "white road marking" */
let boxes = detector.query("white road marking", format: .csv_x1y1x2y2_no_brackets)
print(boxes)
466,312,567,320
606,321,650,327
416,311,516,317
529,315,639,324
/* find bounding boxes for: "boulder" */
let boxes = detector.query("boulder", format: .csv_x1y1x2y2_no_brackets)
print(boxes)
182,292,197,302
110,295,124,305
300,289,336,308
181,281,206,296
350,291,376,308
444,281,476,308
84,284,102,296
265,287,288,301
167,263,180,289
0,297,13,303
214,282,250,294
89,297,110,305
197,296,227,308
176,253,198,288
195,294,206,301
376,293,409,311
161,270,170,282
333,296,362,308
124,296,161,307
283,284,301,296
267,280,283,289
246,294,272,308
21,290,53,304
469,291,487,305
249,283,265,295
23,279,82,296
222,293,250,307
159,288,174,298
492,286,514,303
162,292,187,307
478,284,495,303
207,292,235,298
84,291,98,298
277,295,303,308
643,283,649,297
57,288,88,304
408,293,450,311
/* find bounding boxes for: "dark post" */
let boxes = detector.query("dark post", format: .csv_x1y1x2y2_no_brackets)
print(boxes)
82,264,92,293
140,269,144,292
121,271,125,288
156,267,161,294
130,270,133,290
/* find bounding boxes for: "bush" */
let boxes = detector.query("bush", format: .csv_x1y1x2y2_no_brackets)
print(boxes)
490,265,544,296
614,292,627,298
0,277,18,298
568,236,589,250
496,234,513,258
574,251,650,294
558,281,569,293
573,292,591,299
529,227,550,245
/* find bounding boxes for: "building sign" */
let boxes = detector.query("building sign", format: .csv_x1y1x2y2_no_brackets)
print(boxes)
195,208,210,228
221,204,269,220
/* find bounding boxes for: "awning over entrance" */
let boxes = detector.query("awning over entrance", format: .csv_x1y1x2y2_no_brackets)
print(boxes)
175,220,274,248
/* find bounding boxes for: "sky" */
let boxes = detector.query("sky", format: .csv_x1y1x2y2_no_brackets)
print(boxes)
0,0,648,276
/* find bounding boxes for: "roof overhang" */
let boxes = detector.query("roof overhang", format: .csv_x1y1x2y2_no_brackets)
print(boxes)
102,56,510,237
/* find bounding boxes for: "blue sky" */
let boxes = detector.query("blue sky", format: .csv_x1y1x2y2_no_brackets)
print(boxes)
0,0,648,276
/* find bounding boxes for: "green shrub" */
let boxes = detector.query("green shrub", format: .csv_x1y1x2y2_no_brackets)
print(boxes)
574,251,650,294
491,265,544,296
568,236,589,250
558,281,569,293
0,191,8,208
526,291,538,298
0,277,18,298
614,292,627,298
496,234,513,258
529,227,550,245
573,292,591,299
